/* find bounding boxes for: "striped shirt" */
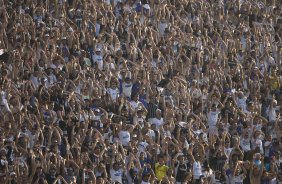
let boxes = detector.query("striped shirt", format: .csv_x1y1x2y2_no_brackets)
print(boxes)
147,103,158,119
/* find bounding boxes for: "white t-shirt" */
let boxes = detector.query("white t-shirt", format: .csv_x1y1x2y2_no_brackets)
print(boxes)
46,74,57,88
30,75,40,89
92,54,103,70
133,116,145,127
141,181,150,184
151,117,164,129
103,0,110,5
110,168,123,183
224,147,233,159
107,88,119,102
251,138,264,154
254,123,263,131
231,174,245,184
240,138,251,152
267,107,277,122
118,130,130,146
204,169,216,184
193,161,202,180
95,23,101,36
159,21,168,36
237,97,247,112
207,110,220,127
264,141,272,157
241,36,247,51
122,82,133,98
190,88,202,99
130,100,141,111
193,129,208,142
146,129,156,140
138,141,149,152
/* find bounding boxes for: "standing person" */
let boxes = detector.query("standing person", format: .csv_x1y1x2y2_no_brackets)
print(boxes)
189,144,203,183
203,161,216,184
147,96,159,122
207,99,224,137
110,162,125,184
172,153,191,184
250,156,264,184
92,48,104,70
231,161,247,184
151,109,164,129
155,155,169,182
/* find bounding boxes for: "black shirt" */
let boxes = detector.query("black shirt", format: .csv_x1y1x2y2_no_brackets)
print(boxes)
175,161,191,182
45,174,58,184
147,103,158,119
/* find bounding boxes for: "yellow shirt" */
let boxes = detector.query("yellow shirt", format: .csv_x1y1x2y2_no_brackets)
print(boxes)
155,163,169,181
269,76,280,90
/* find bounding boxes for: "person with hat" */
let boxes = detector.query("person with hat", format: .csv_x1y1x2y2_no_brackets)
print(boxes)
92,47,104,70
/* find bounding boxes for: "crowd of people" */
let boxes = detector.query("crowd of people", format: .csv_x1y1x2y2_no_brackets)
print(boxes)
0,0,281,183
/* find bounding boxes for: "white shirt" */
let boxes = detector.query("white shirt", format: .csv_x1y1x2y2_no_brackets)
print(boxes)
92,54,104,70
231,174,245,184
251,138,264,154
190,88,202,99
141,181,150,184
46,74,57,88
103,0,110,5
237,97,247,112
224,147,233,159
204,169,216,184
146,129,155,140
29,132,39,149
74,82,83,95
110,168,123,183
122,82,133,98
138,141,149,152
267,106,277,122
193,161,202,179
240,137,251,152
151,117,164,129
30,75,40,89
254,123,263,131
130,100,141,111
241,36,247,51
95,23,101,36
159,21,168,36
107,88,119,102
207,110,220,127
264,141,272,157
133,116,145,127
118,130,130,146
